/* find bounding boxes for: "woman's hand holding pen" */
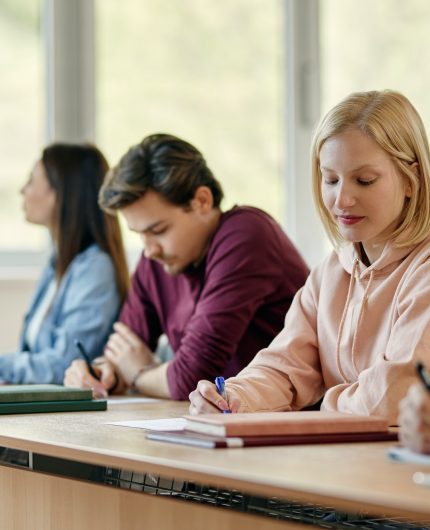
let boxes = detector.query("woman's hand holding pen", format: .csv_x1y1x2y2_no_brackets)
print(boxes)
398,382,430,454
64,357,124,399
188,380,241,415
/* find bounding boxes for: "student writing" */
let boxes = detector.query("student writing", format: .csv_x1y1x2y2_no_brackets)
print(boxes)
0,143,129,384
190,90,430,424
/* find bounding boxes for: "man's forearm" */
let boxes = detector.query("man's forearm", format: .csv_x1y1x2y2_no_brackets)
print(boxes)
133,362,171,398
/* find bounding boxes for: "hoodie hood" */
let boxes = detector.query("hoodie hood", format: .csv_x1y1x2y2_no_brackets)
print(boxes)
338,239,420,278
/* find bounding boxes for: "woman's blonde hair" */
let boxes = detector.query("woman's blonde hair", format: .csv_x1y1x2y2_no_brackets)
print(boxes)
311,90,430,247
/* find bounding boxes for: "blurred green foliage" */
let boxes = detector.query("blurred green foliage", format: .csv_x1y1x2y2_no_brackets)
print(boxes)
96,0,284,229
0,0,43,250
321,0,430,124
0,0,39,26
3,0,430,252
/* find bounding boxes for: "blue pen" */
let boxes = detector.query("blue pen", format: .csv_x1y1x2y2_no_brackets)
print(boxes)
214,376,231,414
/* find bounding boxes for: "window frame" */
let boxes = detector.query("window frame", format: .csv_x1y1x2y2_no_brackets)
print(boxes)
0,0,327,272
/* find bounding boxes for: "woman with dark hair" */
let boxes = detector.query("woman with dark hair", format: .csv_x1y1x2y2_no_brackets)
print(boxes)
0,143,129,384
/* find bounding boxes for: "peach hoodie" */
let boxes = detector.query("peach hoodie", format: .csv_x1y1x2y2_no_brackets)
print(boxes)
226,235,430,424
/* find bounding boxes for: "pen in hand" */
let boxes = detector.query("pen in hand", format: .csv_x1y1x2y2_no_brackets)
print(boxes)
408,363,430,487
416,362,430,392
74,340,100,380
215,376,231,414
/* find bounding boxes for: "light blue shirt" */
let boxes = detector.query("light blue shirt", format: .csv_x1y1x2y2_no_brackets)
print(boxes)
0,244,121,384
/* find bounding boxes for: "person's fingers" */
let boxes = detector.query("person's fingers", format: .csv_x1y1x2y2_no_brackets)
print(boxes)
63,365,74,386
113,322,143,349
69,359,89,375
188,387,221,415
104,347,120,366
423,431,430,453
188,380,239,414
64,360,108,398
106,333,130,356
401,430,430,454
64,359,91,386
92,385,108,399
399,382,430,453
398,398,417,430
228,396,241,414
410,384,430,424
197,380,230,410
92,358,119,394
421,391,430,425
409,383,426,405
112,321,130,335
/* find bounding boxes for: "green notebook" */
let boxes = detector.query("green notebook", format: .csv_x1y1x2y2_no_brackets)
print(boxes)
0,399,107,415
0,384,93,403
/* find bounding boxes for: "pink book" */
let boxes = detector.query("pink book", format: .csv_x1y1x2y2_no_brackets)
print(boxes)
183,411,390,437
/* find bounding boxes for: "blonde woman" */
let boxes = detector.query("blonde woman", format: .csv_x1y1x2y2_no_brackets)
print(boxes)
190,90,430,424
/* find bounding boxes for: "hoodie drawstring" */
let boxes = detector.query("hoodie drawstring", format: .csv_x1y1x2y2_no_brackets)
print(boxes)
335,259,358,382
351,269,374,375
335,260,375,382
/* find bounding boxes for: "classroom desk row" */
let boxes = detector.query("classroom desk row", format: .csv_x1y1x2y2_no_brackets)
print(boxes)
0,398,428,530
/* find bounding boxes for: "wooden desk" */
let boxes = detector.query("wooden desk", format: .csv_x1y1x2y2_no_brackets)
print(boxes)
0,399,428,530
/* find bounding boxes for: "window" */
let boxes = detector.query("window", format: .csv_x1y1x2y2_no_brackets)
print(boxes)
95,0,284,251
0,0,44,252
320,0,430,122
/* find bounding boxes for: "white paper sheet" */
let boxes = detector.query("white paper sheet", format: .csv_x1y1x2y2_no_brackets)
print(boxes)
107,397,161,405
107,417,187,431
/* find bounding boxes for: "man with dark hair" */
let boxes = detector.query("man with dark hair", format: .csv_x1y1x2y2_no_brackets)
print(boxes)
64,133,309,400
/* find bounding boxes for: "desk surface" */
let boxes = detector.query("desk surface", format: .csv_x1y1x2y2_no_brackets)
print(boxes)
0,399,428,521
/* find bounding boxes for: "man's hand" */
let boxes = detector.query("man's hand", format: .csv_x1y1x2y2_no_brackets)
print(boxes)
64,357,122,398
104,322,157,386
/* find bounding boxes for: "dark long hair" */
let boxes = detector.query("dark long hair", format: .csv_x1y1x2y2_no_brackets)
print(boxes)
42,143,129,301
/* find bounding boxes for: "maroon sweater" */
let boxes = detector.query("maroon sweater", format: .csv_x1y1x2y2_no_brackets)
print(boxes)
120,206,309,400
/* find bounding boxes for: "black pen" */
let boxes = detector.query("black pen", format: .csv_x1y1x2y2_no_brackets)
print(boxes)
74,340,99,380
416,362,430,392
